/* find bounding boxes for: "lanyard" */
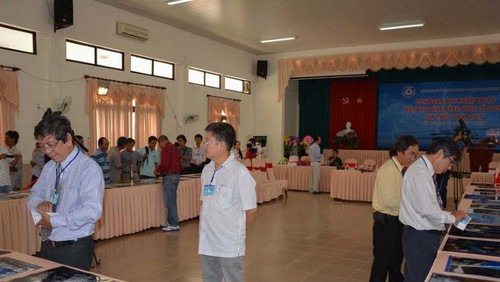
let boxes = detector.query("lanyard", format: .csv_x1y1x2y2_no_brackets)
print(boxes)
209,165,224,185
390,157,404,176
54,149,80,192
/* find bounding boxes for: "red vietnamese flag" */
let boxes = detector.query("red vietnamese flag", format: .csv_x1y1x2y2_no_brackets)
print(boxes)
329,77,377,149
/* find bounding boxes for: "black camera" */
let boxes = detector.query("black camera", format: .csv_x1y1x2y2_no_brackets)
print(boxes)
454,119,473,147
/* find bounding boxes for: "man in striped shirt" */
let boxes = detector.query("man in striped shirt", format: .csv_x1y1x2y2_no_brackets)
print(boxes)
91,137,110,184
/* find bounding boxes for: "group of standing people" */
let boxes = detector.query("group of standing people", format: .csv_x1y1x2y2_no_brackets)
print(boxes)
370,135,467,282
24,112,256,282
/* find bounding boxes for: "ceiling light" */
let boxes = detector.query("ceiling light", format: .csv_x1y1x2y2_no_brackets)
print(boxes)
378,21,425,31
260,37,296,44
166,0,192,5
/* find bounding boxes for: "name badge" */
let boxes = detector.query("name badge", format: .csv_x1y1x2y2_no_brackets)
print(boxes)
49,191,59,206
203,185,215,196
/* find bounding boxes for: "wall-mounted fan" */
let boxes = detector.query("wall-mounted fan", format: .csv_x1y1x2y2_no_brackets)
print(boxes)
184,114,199,124
53,96,72,115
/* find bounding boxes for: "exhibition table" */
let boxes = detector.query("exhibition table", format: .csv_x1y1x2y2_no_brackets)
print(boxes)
329,170,377,202
0,249,122,281
273,165,337,192
0,178,201,255
424,185,500,281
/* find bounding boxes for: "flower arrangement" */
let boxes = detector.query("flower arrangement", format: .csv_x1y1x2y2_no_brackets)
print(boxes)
334,131,359,149
277,157,288,165
482,136,499,145
297,156,311,166
284,136,300,158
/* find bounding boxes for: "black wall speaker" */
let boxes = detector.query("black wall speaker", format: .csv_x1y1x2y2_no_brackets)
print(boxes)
257,60,268,79
54,0,73,32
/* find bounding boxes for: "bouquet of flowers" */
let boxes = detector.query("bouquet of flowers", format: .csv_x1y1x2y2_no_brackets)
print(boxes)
297,156,311,166
284,135,300,158
334,131,359,149
277,157,288,165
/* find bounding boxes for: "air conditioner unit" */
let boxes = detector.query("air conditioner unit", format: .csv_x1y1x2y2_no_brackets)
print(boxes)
116,22,149,41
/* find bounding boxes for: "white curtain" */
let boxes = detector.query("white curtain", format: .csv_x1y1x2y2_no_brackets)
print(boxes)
207,96,240,134
0,69,19,146
86,79,164,151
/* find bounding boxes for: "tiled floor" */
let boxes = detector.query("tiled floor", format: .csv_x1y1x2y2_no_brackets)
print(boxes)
93,191,375,282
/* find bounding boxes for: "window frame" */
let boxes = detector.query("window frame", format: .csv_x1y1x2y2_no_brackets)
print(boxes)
188,67,221,89
224,76,251,94
0,23,36,55
65,39,124,71
130,54,175,80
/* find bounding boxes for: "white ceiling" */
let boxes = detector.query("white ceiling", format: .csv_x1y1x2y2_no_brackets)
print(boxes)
96,0,500,55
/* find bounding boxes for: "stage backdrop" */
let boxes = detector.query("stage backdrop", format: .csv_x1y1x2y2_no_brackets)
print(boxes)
377,80,500,150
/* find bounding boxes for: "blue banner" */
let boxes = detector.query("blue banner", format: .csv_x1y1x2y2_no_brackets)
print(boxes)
377,80,500,150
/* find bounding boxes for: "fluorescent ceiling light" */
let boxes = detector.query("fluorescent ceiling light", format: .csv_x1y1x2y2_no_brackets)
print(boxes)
378,21,425,31
166,0,192,6
260,37,296,44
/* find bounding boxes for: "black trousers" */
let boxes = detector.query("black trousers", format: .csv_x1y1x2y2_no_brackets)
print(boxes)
402,227,441,282
40,235,94,270
369,212,404,282
437,171,450,208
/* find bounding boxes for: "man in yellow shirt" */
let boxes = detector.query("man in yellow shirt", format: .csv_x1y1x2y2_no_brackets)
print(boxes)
370,135,419,282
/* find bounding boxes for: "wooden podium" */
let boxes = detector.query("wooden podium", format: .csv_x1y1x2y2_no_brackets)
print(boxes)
468,144,494,172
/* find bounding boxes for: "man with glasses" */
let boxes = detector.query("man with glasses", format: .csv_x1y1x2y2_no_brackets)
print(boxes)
27,114,104,270
198,122,257,282
399,138,467,282
156,135,182,232
370,135,419,282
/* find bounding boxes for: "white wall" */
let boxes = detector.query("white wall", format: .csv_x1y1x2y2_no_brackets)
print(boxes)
0,0,257,158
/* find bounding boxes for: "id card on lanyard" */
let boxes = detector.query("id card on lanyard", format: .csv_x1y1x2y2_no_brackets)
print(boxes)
422,156,444,208
203,166,223,196
51,150,79,212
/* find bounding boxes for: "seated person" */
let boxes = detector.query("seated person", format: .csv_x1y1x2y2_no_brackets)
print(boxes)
245,143,256,159
328,148,343,168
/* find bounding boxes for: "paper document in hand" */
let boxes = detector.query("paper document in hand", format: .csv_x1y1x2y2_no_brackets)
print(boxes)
454,215,471,231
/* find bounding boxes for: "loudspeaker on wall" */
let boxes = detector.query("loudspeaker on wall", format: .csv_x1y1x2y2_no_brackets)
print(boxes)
257,60,268,79
54,0,73,31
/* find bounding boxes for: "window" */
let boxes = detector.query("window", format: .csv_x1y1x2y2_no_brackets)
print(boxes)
225,76,251,94
188,67,221,89
66,40,124,70
131,55,174,79
0,23,36,54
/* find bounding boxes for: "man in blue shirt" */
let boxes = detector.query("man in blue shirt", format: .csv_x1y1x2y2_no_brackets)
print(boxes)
90,137,111,184
139,136,159,179
27,114,104,270
309,136,322,194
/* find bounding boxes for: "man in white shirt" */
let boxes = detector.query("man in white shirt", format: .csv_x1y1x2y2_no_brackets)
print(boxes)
0,147,13,193
399,138,466,282
190,134,206,173
5,131,22,191
308,136,322,194
199,122,257,282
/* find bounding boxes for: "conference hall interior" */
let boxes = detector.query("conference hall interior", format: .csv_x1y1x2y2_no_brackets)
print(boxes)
1,0,500,281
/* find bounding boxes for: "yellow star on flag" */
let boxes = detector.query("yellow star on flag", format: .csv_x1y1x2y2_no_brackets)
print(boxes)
356,97,363,104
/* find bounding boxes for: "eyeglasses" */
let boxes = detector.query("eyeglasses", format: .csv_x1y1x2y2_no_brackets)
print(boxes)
447,156,456,164
39,140,60,152
203,139,219,145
